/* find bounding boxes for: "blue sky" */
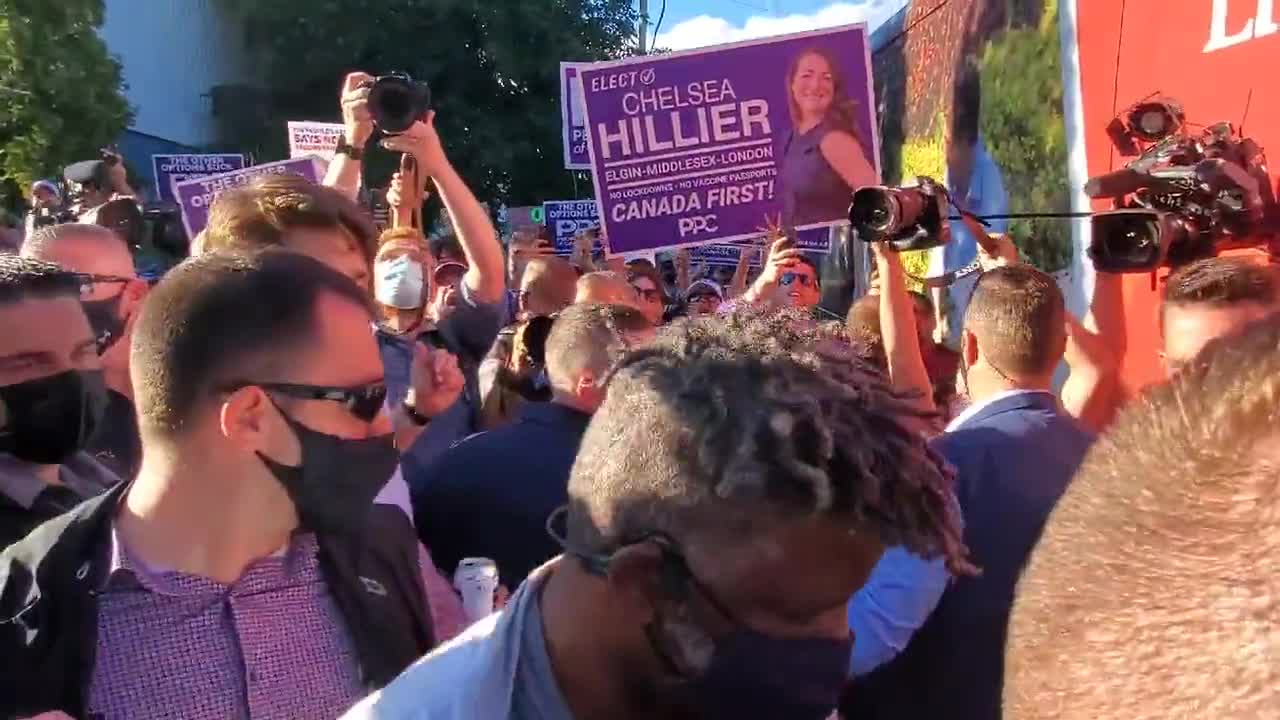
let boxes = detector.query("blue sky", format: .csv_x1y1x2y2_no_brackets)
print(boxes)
647,0,909,50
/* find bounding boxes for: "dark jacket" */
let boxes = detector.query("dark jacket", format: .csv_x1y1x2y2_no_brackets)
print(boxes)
0,452,120,553
412,402,591,587
844,391,1094,720
0,483,436,719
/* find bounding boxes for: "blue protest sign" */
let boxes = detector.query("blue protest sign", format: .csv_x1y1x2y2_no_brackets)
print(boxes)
152,154,246,203
543,199,603,255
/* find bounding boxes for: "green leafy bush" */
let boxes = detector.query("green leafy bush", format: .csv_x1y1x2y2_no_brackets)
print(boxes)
977,0,1072,272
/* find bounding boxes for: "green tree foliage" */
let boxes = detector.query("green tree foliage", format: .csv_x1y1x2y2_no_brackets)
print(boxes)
0,0,132,190
216,0,636,206
977,0,1072,272
897,114,948,287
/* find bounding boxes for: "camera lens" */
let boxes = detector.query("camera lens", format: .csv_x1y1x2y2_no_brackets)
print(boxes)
849,188,899,239
368,74,430,135
1090,210,1182,272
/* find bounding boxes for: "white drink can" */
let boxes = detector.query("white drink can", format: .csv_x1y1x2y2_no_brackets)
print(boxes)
453,557,499,623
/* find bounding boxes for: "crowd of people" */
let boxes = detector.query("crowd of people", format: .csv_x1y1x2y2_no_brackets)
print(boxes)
2,69,1279,720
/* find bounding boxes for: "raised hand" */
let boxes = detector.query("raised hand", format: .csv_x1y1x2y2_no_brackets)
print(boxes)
407,343,465,419
339,72,375,147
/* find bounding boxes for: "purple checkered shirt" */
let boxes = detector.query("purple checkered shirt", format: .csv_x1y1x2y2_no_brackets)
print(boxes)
87,529,365,720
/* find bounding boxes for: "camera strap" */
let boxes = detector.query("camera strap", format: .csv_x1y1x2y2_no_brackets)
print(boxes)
906,258,983,288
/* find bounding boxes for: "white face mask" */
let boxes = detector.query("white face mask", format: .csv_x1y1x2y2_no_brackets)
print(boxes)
374,255,425,310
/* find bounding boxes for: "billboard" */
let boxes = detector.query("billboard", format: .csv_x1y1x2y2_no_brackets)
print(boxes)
577,24,879,255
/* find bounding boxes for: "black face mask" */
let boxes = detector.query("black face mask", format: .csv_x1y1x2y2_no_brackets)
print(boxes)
646,553,852,720
256,402,400,536
0,369,108,465
82,293,128,354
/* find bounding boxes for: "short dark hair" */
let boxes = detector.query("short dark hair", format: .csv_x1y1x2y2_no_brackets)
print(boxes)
131,251,373,435
567,307,972,573
544,303,650,390
428,233,465,264
1160,256,1278,329
625,260,669,302
792,254,821,284
202,174,377,265
1005,312,1280,718
0,254,82,306
964,264,1065,377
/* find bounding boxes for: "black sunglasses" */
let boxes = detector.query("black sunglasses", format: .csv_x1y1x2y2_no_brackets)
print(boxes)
76,273,131,301
779,271,816,288
228,381,388,422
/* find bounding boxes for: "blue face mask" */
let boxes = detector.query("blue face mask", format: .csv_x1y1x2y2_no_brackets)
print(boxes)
374,255,425,310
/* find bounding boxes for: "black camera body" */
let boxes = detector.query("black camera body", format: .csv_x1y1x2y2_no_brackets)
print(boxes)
367,72,431,135
1087,101,1278,273
848,176,952,252
31,205,75,229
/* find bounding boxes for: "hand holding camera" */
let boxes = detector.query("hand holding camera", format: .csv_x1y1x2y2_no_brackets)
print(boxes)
380,112,448,178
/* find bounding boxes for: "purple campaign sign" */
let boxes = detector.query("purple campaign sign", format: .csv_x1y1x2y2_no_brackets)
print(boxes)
173,157,326,239
578,24,879,255
152,153,245,203
561,63,593,169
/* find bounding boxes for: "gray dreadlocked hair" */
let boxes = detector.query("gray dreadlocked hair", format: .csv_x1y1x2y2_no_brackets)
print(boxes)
565,305,974,576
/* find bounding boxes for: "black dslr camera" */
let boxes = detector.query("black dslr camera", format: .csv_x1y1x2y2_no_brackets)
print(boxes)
1086,95,1278,273
365,72,432,134
848,176,952,251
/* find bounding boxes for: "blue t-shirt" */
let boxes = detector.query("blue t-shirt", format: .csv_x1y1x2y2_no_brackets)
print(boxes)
511,582,574,720
378,282,503,479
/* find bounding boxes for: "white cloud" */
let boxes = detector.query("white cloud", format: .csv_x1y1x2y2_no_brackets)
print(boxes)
658,1,906,51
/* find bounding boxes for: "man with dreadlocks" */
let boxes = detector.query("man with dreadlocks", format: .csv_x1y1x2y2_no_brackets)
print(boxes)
345,307,970,720
846,263,1095,720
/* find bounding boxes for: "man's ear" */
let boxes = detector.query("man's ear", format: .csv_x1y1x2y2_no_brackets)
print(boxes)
220,387,289,459
574,370,596,398
962,329,980,368
605,542,666,621
122,278,148,320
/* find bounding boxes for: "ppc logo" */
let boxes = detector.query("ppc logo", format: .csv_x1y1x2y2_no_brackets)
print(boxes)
556,219,596,238
677,215,719,237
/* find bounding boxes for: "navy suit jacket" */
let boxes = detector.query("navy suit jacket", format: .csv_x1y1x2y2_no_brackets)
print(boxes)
844,391,1093,720
409,402,591,588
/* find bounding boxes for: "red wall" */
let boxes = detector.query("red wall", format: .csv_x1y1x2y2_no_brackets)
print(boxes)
1075,0,1280,388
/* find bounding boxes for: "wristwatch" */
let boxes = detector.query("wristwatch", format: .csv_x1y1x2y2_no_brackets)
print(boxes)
402,401,431,426
334,137,364,160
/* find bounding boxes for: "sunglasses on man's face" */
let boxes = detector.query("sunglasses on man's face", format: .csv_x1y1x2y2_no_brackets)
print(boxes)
688,293,719,304
779,271,816,288
76,273,131,301
230,382,388,422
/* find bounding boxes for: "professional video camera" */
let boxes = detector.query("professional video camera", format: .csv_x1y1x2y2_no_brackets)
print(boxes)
847,176,952,252
1086,95,1278,273
364,72,432,134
